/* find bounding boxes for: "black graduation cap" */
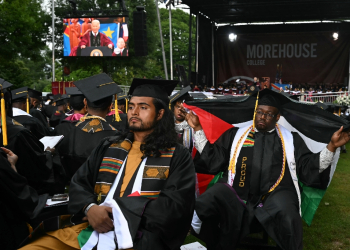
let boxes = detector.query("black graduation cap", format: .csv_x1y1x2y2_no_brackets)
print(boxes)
65,87,82,96
315,102,329,111
12,87,30,102
169,85,192,104
0,78,13,90
129,78,179,106
53,94,69,106
28,89,42,100
252,89,293,111
117,93,128,101
74,73,122,103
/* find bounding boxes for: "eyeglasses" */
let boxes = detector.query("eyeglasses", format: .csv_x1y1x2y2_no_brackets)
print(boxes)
255,110,276,120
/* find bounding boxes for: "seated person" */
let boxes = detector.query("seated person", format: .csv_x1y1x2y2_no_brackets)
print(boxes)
49,94,69,128
29,89,50,129
0,147,40,250
20,77,195,250
185,90,349,250
12,87,52,139
105,93,128,132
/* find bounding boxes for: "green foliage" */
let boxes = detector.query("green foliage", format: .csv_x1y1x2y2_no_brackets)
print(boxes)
0,0,51,88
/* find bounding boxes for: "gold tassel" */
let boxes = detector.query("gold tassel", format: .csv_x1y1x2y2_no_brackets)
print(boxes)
169,102,171,110
1,92,8,146
252,91,260,130
26,94,29,113
125,98,128,113
115,94,121,122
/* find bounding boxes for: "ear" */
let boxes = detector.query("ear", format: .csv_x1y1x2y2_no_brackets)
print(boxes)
157,109,165,121
276,112,281,122
83,98,87,107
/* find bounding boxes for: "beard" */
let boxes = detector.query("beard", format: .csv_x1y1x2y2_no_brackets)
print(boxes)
129,117,157,132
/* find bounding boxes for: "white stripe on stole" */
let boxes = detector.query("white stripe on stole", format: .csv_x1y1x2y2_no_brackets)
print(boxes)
82,156,148,250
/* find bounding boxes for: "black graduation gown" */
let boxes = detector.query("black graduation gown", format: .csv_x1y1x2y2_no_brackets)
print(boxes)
105,112,128,132
30,108,49,129
56,115,119,181
41,105,57,120
14,114,52,140
0,149,39,250
194,127,331,250
2,117,61,195
53,118,79,137
68,137,196,250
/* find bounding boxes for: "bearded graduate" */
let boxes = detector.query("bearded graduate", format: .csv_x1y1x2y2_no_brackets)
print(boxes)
20,78,196,250
185,90,350,250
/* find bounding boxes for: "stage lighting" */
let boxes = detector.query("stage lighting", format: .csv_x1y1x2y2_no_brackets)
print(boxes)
333,32,339,41
229,33,237,42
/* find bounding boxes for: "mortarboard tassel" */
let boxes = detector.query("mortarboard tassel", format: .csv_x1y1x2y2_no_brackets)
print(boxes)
115,94,121,122
252,91,260,130
125,98,128,113
169,102,171,110
1,91,8,146
26,94,30,113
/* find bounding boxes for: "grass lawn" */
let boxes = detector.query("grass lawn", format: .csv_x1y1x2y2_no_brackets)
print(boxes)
184,142,350,250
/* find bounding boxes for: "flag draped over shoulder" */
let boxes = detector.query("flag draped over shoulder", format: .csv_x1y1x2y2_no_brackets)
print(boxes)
184,89,349,225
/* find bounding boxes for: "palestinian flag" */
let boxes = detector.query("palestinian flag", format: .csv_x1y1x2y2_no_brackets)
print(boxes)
184,89,350,225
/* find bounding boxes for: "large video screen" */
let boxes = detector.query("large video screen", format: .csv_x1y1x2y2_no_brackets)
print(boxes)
63,17,129,57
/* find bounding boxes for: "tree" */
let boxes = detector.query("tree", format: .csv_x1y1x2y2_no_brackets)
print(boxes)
0,0,51,88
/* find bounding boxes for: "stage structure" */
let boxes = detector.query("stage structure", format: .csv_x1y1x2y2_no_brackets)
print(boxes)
183,0,350,90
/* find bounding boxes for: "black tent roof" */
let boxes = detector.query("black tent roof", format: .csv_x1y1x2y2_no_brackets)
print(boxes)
182,0,350,24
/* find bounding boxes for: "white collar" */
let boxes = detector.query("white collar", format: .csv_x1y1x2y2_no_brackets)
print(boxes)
92,31,99,36
12,107,32,117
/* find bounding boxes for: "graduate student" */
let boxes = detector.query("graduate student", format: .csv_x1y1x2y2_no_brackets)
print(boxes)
12,87,52,139
186,90,350,250
56,74,121,181
29,89,50,128
105,93,128,132
170,85,194,152
20,77,196,250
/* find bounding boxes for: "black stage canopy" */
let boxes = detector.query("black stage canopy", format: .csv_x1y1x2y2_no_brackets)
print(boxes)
182,0,350,24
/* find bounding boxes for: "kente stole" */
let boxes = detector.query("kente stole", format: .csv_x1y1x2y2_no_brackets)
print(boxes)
230,125,286,203
94,134,175,204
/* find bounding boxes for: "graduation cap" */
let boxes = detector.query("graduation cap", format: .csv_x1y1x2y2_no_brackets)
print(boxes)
169,85,192,104
65,87,82,96
28,89,42,101
116,93,129,113
128,78,179,108
315,101,329,111
12,87,31,114
74,73,123,121
53,94,69,106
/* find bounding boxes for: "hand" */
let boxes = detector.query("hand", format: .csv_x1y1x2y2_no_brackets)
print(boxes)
327,126,350,152
86,205,114,233
108,44,113,49
1,147,18,172
81,45,86,49
180,108,202,131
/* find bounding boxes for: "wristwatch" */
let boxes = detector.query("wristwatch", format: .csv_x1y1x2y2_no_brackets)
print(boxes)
84,203,97,216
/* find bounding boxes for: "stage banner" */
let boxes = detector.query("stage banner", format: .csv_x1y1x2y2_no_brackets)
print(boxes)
51,81,75,95
216,32,350,84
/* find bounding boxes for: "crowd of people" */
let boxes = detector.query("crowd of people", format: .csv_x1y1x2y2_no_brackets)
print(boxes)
1,74,350,250
191,77,348,96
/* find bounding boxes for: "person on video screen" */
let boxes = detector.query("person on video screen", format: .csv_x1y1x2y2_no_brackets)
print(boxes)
113,38,128,56
79,20,114,50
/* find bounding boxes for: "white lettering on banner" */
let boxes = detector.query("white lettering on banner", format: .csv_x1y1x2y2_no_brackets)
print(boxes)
247,43,318,59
